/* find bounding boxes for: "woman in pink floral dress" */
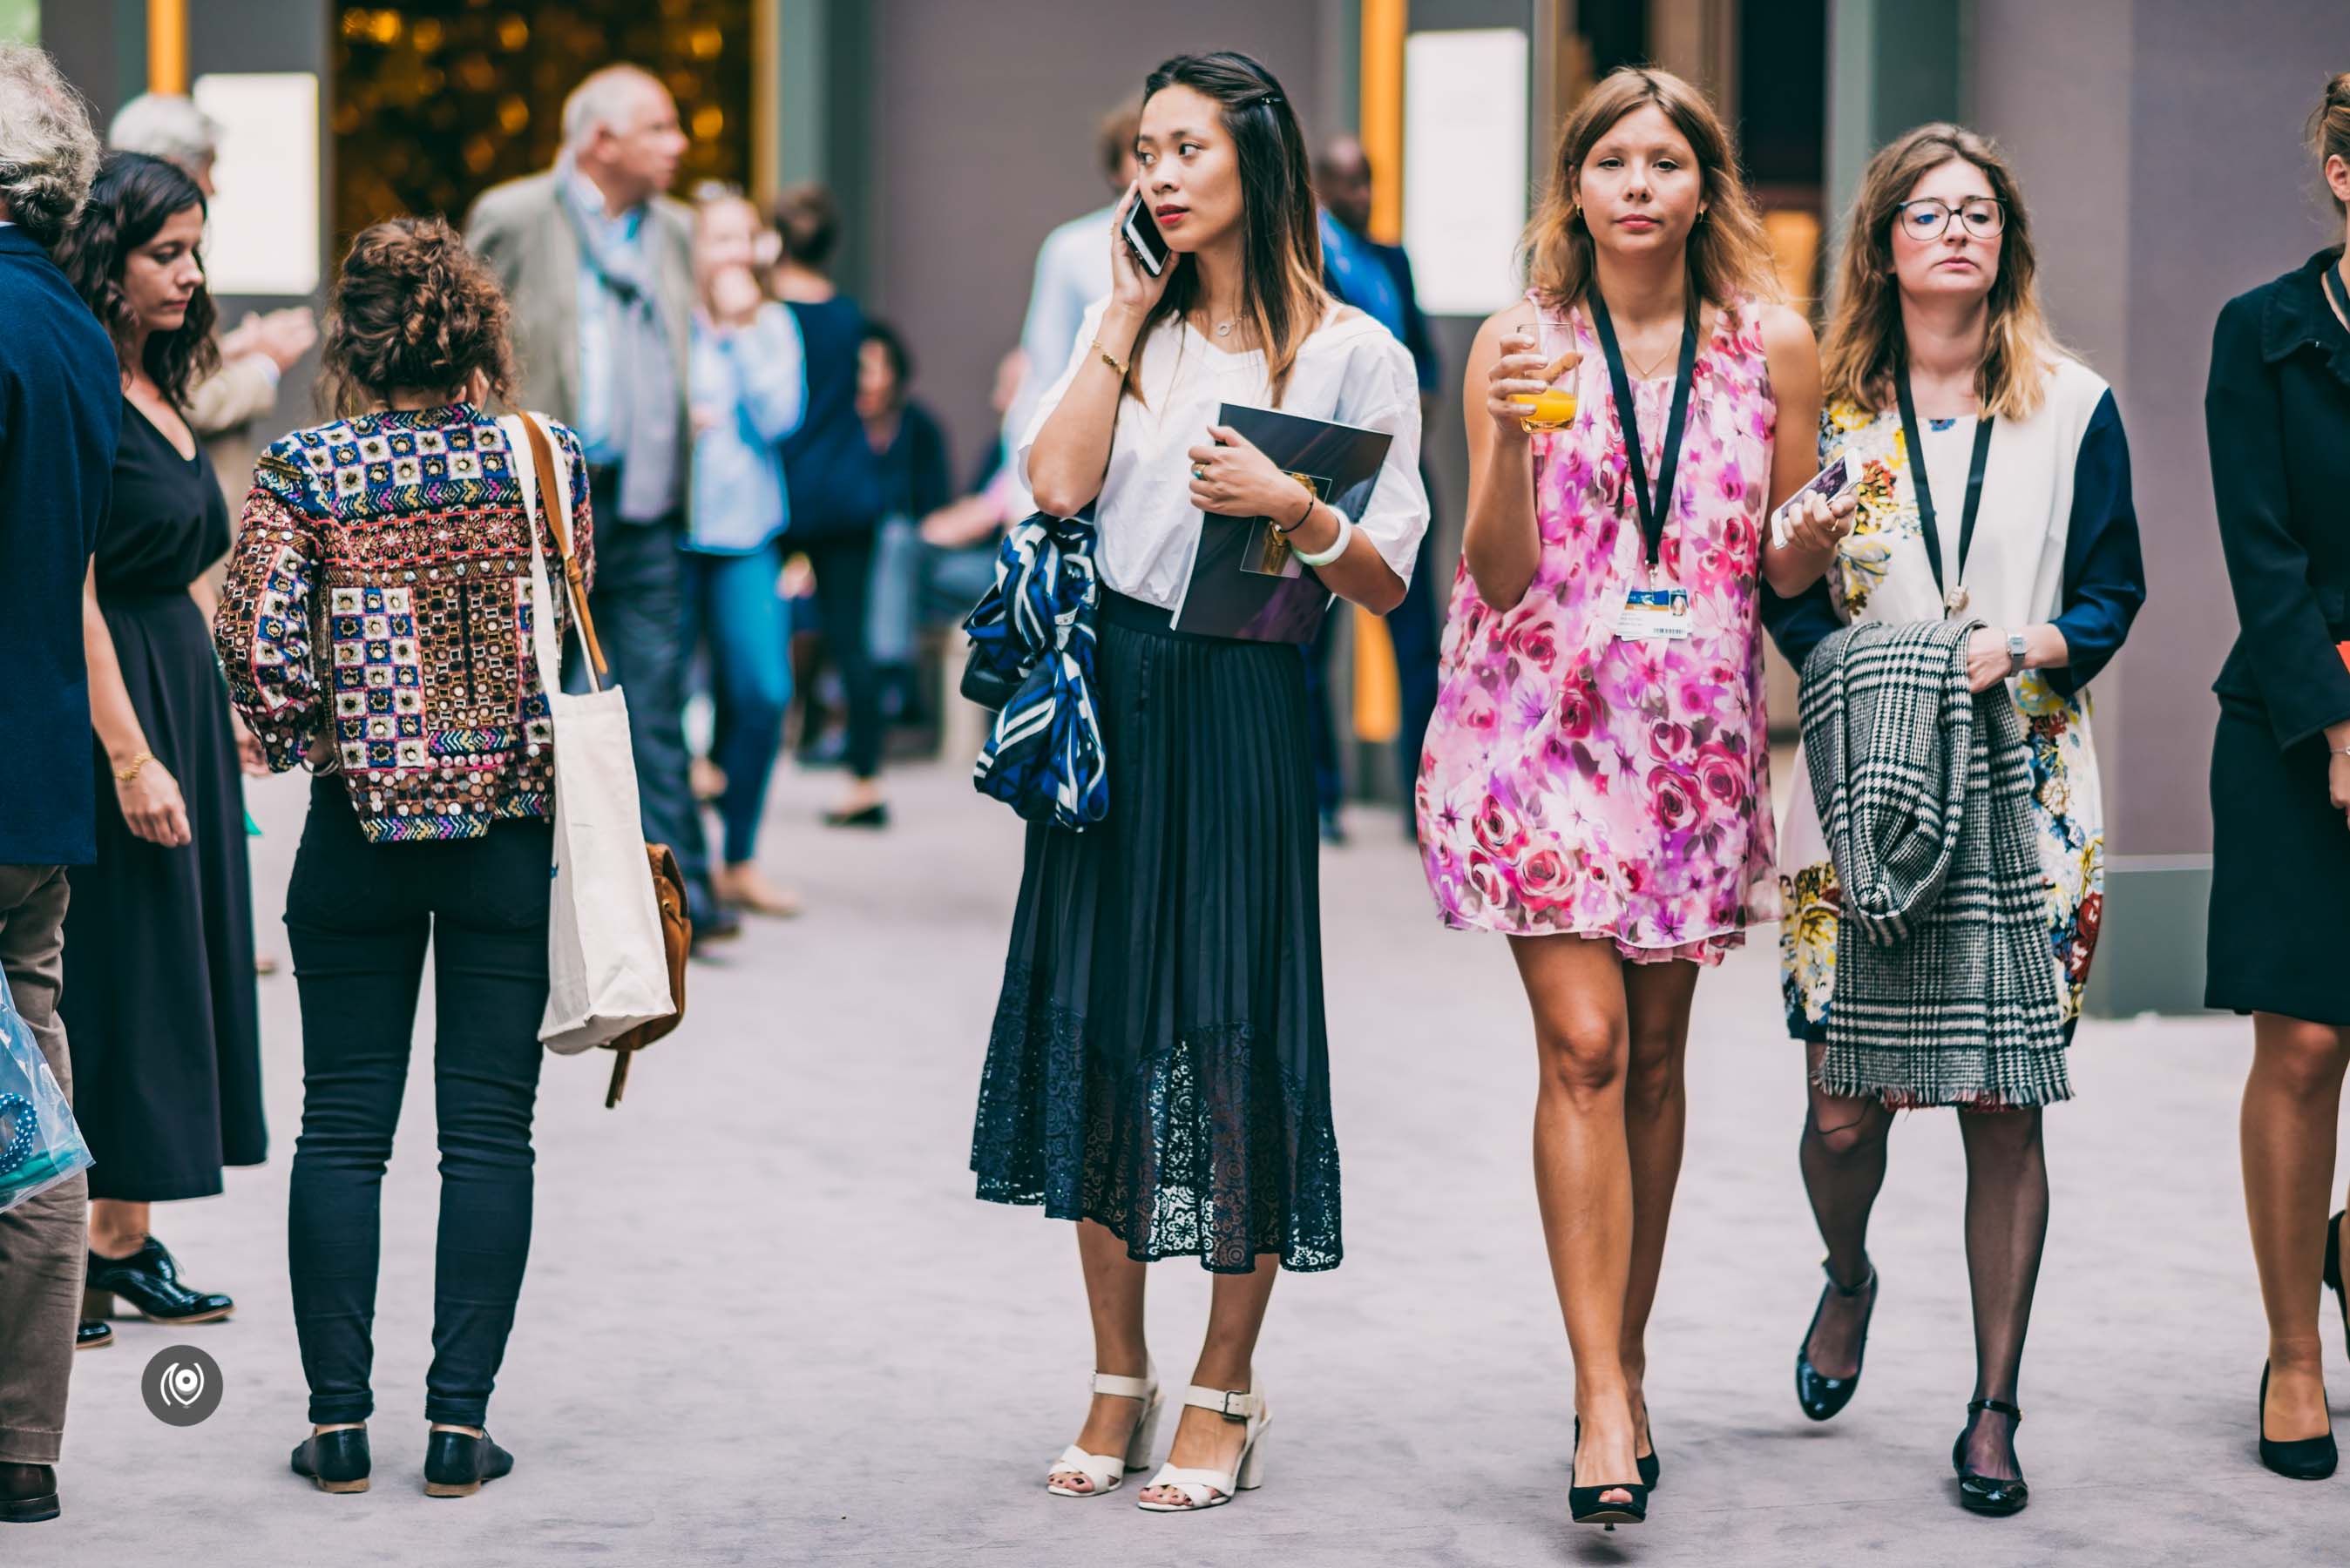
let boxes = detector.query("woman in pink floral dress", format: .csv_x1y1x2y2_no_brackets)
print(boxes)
1412,68,1852,1528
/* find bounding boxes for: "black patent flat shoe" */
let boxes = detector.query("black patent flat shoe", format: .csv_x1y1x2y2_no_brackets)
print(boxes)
821,801,890,830
423,1429,513,1498
74,1321,112,1350
1795,1260,1878,1422
0,1463,59,1524
2259,1362,2338,1480
290,1428,371,1494
1952,1398,2030,1516
85,1237,233,1325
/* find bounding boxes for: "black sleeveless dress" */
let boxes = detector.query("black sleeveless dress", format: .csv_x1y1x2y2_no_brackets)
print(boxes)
62,402,265,1201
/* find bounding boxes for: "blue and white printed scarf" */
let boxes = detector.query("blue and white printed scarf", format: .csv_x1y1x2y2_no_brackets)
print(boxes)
963,510,1107,832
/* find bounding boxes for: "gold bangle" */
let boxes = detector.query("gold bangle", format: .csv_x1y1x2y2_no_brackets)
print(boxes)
1092,339,1129,379
112,751,153,783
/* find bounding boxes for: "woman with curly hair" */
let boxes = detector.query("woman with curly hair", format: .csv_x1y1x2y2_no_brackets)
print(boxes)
51,150,262,1355
213,215,594,1499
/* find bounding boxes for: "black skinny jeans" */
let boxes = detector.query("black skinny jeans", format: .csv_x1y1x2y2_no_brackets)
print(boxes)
285,779,549,1427
803,528,884,781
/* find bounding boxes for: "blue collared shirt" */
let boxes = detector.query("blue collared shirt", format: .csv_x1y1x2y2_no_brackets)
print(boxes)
565,167,645,467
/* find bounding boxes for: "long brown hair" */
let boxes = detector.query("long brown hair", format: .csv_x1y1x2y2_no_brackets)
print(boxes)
1520,66,1779,320
1129,51,1328,405
1819,124,2063,421
52,152,220,407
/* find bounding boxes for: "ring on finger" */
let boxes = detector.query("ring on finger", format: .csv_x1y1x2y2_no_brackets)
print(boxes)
1191,463,1207,481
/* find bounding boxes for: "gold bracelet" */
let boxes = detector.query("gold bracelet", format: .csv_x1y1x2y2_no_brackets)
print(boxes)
1092,339,1129,379
112,751,153,783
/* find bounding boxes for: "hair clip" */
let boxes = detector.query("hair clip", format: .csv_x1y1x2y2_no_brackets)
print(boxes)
1257,93,1283,107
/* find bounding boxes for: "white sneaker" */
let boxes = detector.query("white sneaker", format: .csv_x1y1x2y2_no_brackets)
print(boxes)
1134,1380,1269,1512
1044,1362,1162,1497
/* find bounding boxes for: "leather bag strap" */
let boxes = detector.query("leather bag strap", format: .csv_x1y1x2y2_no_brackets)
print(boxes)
517,414,610,684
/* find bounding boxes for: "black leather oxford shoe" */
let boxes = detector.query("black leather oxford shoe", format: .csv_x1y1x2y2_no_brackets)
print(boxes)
290,1428,371,1495
85,1237,233,1326
423,1429,513,1498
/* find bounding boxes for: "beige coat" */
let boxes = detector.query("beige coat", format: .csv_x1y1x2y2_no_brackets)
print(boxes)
463,168,696,514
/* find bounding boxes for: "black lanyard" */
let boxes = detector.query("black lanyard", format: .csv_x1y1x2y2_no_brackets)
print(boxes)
1894,364,1994,614
2324,256,2350,331
1588,290,1700,571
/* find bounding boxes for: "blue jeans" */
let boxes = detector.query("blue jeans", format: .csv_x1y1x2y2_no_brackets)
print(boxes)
682,543,791,865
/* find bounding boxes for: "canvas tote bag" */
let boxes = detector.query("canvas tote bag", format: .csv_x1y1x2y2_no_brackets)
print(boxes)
502,412,677,1054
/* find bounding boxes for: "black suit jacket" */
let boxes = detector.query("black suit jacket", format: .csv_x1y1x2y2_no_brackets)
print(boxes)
0,226,122,865
2204,248,2350,750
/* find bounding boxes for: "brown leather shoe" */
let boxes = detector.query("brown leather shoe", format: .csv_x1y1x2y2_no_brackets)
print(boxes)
0,1463,59,1524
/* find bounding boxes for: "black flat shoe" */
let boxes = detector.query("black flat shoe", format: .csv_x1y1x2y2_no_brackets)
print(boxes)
1568,1419,1649,1528
0,1463,59,1524
2258,1362,2339,1480
423,1429,513,1498
290,1429,371,1495
1795,1260,1878,1422
821,802,890,830
85,1237,233,1326
2325,1212,2349,1363
1952,1398,2030,1515
74,1321,112,1350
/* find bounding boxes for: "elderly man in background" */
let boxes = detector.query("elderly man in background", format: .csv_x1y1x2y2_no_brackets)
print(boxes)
0,43,122,1529
108,91,314,500
465,64,734,941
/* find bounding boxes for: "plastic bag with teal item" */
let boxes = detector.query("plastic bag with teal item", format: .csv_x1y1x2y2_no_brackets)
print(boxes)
0,967,91,1214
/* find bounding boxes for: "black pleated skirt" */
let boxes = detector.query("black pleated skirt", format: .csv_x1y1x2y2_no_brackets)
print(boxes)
2207,703,2350,1024
970,591,1340,1273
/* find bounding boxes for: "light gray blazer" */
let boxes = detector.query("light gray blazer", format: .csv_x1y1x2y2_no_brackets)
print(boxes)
464,169,697,511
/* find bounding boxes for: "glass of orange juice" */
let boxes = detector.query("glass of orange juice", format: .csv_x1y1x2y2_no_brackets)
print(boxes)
1508,314,1580,434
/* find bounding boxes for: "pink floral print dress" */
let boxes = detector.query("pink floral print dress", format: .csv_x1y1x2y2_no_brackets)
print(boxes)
1416,293,1781,963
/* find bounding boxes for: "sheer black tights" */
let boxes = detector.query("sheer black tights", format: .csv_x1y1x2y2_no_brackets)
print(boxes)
1797,1097,2049,1480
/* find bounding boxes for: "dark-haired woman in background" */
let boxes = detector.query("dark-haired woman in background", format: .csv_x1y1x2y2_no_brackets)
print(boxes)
51,150,261,1352
216,215,593,1499
972,52,1427,1514
2206,72,2350,1483
771,184,891,827
857,320,952,727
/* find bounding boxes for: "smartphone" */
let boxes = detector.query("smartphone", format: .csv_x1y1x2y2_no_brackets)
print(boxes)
1121,198,1171,278
1770,454,1852,549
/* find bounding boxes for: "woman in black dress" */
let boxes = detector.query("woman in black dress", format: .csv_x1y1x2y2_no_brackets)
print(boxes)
770,183,891,828
2205,73,2350,1481
51,153,263,1348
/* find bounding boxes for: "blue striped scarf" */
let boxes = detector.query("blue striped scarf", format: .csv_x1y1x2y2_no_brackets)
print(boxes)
963,510,1107,831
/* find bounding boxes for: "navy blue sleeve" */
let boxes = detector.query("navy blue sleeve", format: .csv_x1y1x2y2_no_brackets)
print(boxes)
1762,575,1844,677
2045,389,2147,697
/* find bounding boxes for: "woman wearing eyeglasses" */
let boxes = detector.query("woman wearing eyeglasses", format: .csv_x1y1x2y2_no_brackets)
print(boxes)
1761,124,2144,1516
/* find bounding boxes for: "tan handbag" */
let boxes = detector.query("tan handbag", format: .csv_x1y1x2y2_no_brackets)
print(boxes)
516,416,690,1108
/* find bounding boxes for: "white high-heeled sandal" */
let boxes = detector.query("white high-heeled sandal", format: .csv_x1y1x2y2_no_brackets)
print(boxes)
1044,1362,1162,1497
1134,1382,1270,1512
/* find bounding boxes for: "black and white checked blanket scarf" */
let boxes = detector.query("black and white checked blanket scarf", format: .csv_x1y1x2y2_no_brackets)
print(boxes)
1798,618,2069,1107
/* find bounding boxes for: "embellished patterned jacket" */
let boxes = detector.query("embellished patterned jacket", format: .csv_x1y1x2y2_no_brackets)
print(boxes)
213,402,594,841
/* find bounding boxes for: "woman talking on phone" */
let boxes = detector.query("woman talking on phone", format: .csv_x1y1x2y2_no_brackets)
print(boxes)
2204,74,2350,1483
1764,125,2143,1514
968,51,1427,1514
1414,67,1844,1528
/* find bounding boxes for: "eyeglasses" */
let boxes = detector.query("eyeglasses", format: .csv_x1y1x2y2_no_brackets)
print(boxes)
1894,197,2006,240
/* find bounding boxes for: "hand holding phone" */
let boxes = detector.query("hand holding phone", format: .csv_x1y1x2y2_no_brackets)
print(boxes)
1121,193,1171,278
1771,456,1857,551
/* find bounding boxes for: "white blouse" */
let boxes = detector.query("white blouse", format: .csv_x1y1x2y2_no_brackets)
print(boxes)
1017,300,1431,611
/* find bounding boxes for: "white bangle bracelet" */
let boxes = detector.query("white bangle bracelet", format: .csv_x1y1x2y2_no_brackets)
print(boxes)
1290,505,1354,568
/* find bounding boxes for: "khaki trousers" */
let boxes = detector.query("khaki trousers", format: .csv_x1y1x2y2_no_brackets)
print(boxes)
0,864,84,1466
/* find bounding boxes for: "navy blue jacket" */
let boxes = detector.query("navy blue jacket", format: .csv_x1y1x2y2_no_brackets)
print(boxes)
0,224,124,865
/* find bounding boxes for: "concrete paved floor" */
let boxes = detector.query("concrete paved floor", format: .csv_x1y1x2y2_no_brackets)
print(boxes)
28,760,2350,1566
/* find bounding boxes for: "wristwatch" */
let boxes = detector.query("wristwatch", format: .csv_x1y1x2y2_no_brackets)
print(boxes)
2005,632,2029,674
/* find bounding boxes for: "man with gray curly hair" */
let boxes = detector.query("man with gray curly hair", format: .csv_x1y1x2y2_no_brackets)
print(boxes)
0,42,122,1528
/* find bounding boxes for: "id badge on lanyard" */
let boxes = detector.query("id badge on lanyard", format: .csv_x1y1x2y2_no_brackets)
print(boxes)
1615,583,1693,641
